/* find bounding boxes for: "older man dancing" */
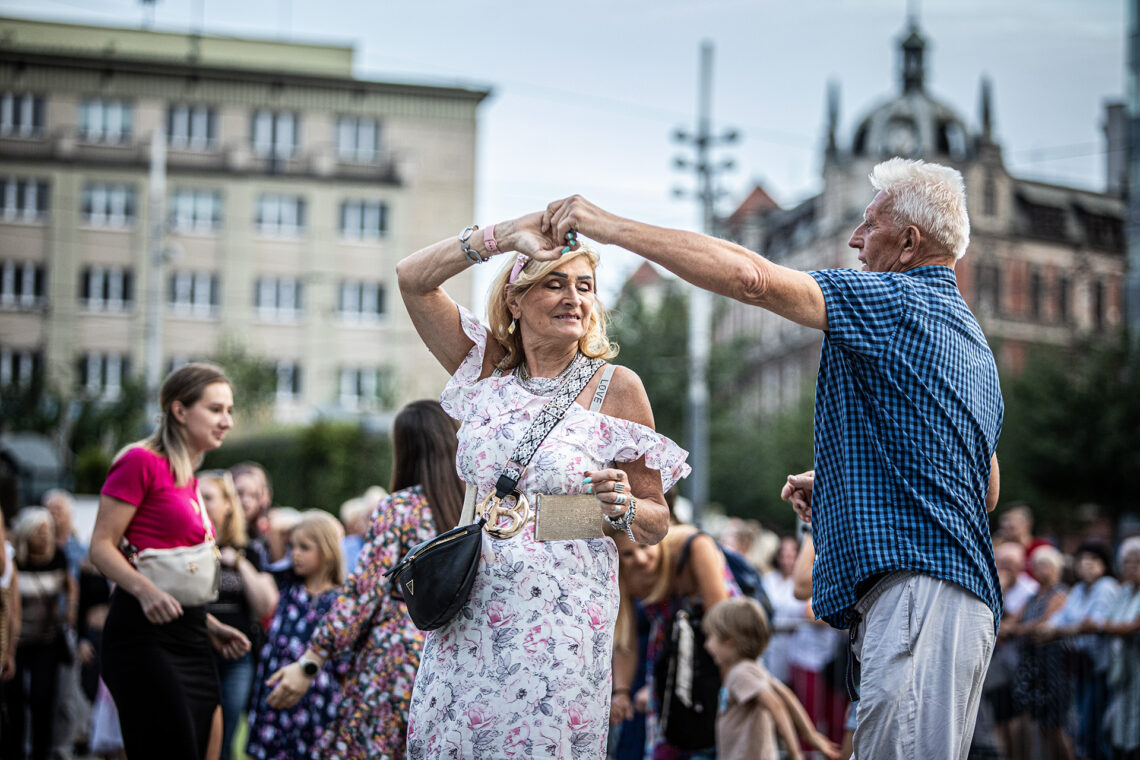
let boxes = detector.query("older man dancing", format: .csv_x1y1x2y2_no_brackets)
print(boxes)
533,158,1002,760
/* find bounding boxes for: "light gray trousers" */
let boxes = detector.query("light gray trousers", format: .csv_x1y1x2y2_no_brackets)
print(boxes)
851,572,996,760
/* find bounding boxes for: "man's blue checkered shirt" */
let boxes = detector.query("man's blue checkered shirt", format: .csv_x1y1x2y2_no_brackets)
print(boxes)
806,265,1003,630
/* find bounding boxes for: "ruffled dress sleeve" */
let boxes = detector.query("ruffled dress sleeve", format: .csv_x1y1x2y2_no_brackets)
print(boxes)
594,415,692,493
439,304,492,422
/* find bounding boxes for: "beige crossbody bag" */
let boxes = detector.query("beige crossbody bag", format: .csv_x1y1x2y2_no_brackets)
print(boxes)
132,486,220,606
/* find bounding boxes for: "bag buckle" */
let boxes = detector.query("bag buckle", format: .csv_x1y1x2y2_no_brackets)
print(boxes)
478,490,531,539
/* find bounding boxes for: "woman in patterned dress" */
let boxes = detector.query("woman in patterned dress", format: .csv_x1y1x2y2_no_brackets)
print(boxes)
395,216,689,759
263,400,464,759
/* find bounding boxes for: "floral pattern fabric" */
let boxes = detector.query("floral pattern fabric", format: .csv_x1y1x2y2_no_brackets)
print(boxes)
246,580,347,760
308,486,437,760
406,305,690,760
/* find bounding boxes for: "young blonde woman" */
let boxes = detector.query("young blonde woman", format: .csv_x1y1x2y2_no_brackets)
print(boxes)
200,470,278,760
90,363,250,760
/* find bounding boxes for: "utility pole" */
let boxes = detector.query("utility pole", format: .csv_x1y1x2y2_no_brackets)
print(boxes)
1127,0,1140,347
672,41,737,527
145,128,167,426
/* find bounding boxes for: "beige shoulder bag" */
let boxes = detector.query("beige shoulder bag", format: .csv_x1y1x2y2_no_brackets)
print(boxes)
132,487,220,607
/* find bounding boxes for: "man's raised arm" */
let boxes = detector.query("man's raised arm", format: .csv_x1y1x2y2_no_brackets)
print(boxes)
540,195,828,331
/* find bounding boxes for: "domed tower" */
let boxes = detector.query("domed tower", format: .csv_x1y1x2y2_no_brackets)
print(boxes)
818,17,979,248
849,21,970,162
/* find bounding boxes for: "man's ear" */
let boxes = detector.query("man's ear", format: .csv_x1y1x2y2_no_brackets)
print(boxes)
899,225,921,264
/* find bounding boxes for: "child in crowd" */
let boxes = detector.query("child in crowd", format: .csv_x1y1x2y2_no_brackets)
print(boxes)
703,597,840,760
247,511,347,760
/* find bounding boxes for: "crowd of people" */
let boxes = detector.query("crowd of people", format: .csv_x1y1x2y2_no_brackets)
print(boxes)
0,156,1138,760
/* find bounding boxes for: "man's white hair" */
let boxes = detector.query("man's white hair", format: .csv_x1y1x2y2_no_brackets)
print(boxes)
870,158,970,259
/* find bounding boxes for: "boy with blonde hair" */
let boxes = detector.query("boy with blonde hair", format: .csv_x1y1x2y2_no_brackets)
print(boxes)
703,597,839,760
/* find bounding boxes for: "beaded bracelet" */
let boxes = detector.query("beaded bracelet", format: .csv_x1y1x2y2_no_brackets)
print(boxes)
605,495,637,542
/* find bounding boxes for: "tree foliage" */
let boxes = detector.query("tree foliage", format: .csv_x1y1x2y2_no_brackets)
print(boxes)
998,333,1140,526
202,421,393,513
608,281,813,531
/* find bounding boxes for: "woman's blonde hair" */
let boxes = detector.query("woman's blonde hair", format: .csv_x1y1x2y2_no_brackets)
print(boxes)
11,507,54,565
613,526,696,654
116,362,232,487
198,470,247,548
486,247,618,371
292,510,346,586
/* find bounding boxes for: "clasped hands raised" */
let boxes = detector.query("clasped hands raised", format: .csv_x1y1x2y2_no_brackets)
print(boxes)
507,196,617,261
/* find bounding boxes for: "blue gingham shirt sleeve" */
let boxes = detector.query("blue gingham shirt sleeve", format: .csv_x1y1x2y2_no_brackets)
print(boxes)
812,268,907,358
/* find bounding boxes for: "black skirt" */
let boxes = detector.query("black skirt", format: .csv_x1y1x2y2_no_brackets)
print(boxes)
101,589,221,760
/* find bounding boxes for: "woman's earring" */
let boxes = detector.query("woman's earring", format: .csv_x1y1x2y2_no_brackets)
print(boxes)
508,318,517,336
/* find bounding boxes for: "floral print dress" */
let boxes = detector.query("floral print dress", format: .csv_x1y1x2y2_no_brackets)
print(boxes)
308,486,436,760
406,306,690,760
246,578,347,760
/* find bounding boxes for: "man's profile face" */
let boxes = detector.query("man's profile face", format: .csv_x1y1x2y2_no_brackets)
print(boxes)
234,472,268,522
848,191,906,273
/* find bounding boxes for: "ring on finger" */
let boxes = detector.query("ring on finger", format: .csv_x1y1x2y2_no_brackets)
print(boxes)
614,494,627,507
613,482,626,494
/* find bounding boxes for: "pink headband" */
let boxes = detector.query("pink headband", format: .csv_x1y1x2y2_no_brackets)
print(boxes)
508,254,529,284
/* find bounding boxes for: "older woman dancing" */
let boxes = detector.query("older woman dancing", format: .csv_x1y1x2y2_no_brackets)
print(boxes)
396,216,689,758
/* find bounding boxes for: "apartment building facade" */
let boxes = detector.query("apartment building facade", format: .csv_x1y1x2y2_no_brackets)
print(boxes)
0,16,487,422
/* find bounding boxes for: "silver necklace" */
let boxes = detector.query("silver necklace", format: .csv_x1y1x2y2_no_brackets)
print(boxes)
516,351,584,396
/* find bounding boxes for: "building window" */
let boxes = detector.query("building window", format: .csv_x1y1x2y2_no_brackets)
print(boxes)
78,353,130,399
167,104,217,150
0,348,40,387
1057,275,1070,323
255,194,305,235
339,366,388,410
254,276,303,321
78,98,133,144
983,175,997,217
80,266,134,312
1092,280,1105,331
168,271,219,317
0,261,46,309
0,177,49,221
0,93,45,137
1029,268,1043,320
338,280,385,322
169,189,222,232
82,183,137,227
339,200,388,239
335,116,380,162
276,361,302,400
975,262,1002,316
251,110,298,159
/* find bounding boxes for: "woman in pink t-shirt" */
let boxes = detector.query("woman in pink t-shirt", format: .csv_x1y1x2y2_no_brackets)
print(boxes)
90,363,251,760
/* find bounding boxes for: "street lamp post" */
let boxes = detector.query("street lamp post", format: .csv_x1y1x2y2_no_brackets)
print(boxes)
672,41,737,527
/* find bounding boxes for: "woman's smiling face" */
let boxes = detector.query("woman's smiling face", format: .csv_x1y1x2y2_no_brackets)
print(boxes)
512,255,596,348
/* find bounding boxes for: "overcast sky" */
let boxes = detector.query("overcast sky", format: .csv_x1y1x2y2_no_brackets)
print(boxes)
2,0,1126,298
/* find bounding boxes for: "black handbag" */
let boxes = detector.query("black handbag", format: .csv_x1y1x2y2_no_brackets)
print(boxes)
384,518,487,631
385,353,605,632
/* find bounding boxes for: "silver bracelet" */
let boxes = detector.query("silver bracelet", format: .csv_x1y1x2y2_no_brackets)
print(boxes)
459,225,487,264
605,495,637,542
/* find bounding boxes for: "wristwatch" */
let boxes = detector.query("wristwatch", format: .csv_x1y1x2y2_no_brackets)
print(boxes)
298,656,320,677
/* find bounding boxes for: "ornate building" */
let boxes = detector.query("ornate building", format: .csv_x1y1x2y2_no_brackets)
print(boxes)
718,20,1126,416
0,16,486,423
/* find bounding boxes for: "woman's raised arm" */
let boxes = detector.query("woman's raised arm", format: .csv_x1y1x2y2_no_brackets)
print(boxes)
396,213,554,375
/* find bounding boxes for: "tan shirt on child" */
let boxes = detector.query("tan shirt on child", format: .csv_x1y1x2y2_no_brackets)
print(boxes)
716,659,777,760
